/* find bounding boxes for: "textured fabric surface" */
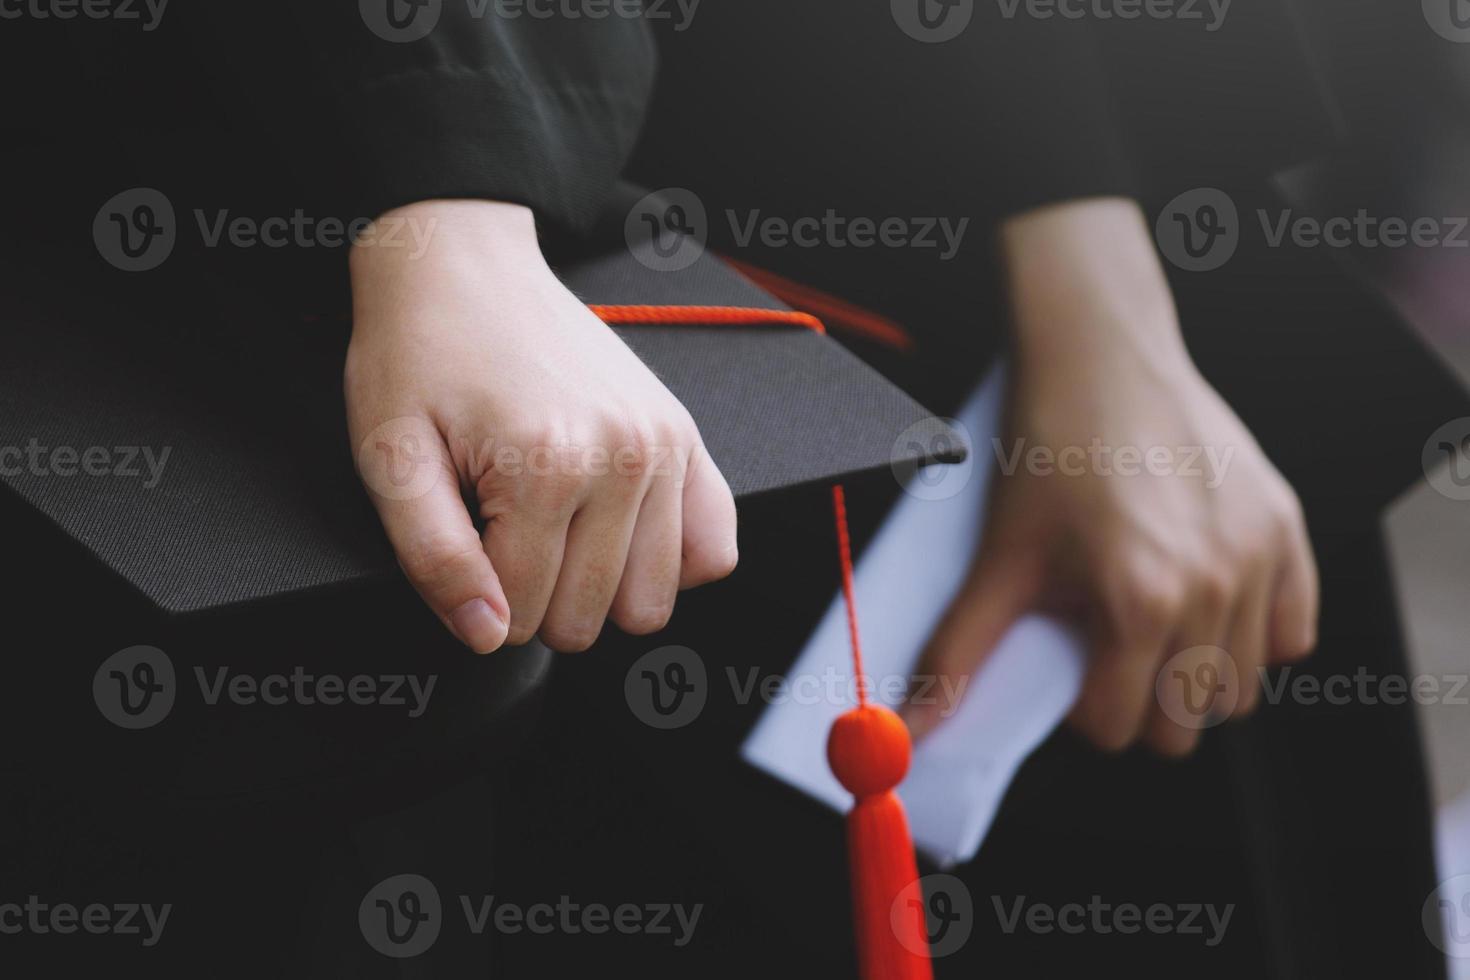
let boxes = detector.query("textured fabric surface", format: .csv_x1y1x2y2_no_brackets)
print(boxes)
0,247,960,615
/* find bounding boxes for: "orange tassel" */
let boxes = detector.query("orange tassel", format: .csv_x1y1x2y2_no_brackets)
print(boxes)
828,705,934,980
585,308,935,980
825,485,934,979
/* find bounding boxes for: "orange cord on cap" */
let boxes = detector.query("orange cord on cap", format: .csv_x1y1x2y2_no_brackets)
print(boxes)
590,300,933,980
719,257,914,352
588,304,825,334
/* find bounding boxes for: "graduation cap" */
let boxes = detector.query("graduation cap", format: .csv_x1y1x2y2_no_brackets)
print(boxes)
0,221,956,976
0,238,960,614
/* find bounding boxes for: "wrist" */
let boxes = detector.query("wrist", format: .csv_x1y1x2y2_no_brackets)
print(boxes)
1001,197,1191,380
349,199,548,281
348,200,559,342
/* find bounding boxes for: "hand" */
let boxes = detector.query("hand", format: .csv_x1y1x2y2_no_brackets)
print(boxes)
902,198,1318,755
345,200,738,654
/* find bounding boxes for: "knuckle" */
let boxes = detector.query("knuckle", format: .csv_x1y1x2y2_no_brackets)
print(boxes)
1293,622,1319,657
711,542,740,579
497,422,583,478
505,624,539,648
1233,681,1262,717
1121,571,1186,633
688,541,739,585
342,349,364,397
498,420,565,460
540,621,600,654
1226,525,1273,564
1191,565,1235,611
1266,484,1306,536
672,413,701,448
1089,720,1139,754
1276,483,1306,523
1273,621,1316,662
606,417,659,480
1072,693,1142,754
1154,729,1202,759
342,341,392,401
526,467,585,515
514,418,568,449
398,538,482,591
615,601,675,637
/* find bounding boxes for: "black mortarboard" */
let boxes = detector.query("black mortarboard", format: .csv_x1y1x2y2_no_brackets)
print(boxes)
0,235,963,617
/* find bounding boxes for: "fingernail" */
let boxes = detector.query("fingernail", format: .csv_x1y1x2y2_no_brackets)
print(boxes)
450,598,506,654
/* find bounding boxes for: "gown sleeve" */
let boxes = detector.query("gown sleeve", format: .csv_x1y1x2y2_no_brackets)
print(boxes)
634,0,1339,223
165,3,659,233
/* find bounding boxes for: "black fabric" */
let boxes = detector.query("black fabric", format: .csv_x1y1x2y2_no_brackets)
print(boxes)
641,0,1138,227
631,0,1339,368
4,2,656,234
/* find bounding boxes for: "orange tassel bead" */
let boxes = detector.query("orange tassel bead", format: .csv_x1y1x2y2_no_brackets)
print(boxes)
828,704,934,980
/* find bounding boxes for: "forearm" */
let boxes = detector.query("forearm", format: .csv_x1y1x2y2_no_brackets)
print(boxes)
999,197,1190,383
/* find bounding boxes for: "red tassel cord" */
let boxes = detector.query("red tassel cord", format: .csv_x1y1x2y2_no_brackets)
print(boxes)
827,485,934,980
589,303,935,980
588,303,826,334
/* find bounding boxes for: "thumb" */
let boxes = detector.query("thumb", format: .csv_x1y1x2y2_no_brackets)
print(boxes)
356,415,512,654
900,545,1038,742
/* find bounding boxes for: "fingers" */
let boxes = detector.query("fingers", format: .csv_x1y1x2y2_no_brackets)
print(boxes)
1223,568,1272,718
1147,645,1215,755
1112,526,1306,756
1269,503,1319,661
1071,626,1171,753
540,484,643,652
1070,563,1181,752
901,547,1038,741
1145,571,1233,756
481,488,576,648
610,474,682,635
480,431,736,652
678,443,739,589
359,419,511,654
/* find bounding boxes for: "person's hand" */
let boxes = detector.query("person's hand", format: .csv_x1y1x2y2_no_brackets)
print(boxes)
345,200,738,654
902,198,1318,755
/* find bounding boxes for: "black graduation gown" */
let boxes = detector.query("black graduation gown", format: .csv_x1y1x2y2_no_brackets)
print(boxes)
5,2,655,231
0,2,1460,977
